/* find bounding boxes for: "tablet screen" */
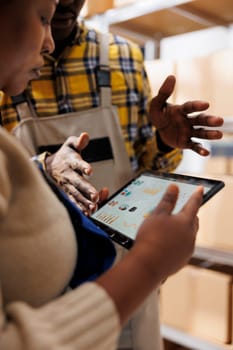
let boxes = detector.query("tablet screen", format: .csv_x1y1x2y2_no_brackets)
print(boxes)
91,172,224,248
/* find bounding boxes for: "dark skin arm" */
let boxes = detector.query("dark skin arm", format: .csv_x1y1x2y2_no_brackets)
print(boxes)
150,75,223,156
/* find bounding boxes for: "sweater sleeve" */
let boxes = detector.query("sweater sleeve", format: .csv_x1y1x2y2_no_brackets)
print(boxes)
0,283,120,350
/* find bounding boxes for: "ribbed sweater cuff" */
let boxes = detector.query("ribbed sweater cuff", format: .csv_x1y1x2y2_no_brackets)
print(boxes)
6,283,120,350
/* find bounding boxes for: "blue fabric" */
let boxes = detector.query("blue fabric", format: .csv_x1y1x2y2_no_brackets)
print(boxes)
37,163,116,287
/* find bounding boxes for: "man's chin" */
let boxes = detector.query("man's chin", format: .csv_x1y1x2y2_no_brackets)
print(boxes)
52,22,76,42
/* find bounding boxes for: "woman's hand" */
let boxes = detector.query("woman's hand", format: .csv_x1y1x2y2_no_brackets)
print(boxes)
134,184,203,281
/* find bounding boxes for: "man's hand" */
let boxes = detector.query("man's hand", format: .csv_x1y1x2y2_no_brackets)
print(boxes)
45,132,109,215
150,75,224,156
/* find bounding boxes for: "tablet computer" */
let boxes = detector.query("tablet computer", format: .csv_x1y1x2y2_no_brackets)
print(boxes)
91,171,225,249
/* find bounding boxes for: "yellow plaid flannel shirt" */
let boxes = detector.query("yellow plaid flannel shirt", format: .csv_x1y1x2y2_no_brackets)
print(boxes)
0,22,182,172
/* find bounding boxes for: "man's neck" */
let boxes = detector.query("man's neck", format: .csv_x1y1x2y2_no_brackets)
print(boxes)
52,27,78,59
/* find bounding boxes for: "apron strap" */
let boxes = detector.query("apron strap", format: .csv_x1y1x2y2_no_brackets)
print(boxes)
97,31,112,108
11,93,35,121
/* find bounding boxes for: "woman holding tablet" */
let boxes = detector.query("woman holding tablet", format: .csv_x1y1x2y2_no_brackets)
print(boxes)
0,1,203,349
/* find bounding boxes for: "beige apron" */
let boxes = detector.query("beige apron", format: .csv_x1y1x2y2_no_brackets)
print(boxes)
11,32,163,350
12,32,133,195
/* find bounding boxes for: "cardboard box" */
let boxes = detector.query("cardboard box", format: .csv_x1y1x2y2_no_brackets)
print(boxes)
160,266,192,332
175,49,233,117
145,59,176,100
204,134,233,176
114,0,136,6
84,0,114,16
204,156,233,176
196,175,233,251
160,266,232,344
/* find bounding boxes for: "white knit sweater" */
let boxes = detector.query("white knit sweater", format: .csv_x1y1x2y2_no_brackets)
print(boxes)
0,127,120,349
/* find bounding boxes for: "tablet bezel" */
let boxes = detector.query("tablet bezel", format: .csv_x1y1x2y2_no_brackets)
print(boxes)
90,171,225,249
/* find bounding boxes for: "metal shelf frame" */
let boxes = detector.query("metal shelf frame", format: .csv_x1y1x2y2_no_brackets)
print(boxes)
162,246,233,350
161,325,232,350
194,246,233,267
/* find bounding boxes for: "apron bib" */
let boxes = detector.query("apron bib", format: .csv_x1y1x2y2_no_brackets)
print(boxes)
12,32,133,195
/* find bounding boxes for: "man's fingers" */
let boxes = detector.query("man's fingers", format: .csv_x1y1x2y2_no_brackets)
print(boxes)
182,101,209,114
152,75,176,109
189,142,210,156
154,184,179,215
191,128,223,140
190,114,224,127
